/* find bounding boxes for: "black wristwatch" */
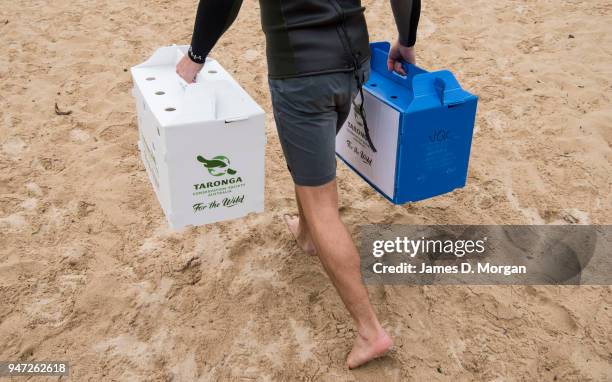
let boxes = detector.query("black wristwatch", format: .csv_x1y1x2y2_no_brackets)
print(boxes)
187,46,206,64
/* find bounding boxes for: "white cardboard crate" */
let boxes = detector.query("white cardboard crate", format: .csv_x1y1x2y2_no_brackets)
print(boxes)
131,45,266,229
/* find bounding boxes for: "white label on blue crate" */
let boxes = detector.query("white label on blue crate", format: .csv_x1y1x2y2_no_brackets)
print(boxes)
336,90,400,199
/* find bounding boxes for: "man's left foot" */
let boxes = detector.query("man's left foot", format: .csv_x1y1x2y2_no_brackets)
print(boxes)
283,214,317,256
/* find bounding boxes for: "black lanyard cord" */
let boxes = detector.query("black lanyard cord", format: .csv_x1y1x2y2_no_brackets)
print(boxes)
330,0,377,152
354,71,377,153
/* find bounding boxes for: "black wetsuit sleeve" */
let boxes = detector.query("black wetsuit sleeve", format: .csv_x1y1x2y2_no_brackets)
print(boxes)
188,0,244,64
390,0,421,47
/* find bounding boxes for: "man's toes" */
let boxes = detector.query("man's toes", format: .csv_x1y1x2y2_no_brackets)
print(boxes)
283,214,299,235
282,214,298,226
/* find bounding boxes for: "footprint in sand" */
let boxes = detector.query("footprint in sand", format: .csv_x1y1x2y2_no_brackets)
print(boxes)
25,181,43,196
243,49,260,63
70,128,90,142
61,245,88,268
20,198,38,211
289,319,316,363
483,110,509,133
0,213,27,232
418,16,437,39
2,136,26,158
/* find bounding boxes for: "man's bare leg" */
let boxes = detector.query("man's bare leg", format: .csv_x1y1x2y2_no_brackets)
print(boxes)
294,179,392,369
283,191,316,255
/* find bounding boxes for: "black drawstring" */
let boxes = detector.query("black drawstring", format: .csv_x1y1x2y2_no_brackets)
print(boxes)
354,70,377,153
330,0,377,152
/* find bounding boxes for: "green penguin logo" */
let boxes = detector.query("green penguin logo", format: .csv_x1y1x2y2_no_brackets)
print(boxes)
197,155,237,177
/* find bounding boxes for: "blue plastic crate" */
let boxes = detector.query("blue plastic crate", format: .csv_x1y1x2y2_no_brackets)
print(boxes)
336,41,478,204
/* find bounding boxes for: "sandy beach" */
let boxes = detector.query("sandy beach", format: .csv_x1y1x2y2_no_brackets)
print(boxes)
1,0,611,380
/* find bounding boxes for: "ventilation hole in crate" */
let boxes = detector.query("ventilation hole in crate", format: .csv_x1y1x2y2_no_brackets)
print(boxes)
155,91,165,95
370,83,377,87
165,107,176,112
208,70,217,74
146,77,156,81
152,142,155,150
156,126,160,136
390,95,398,99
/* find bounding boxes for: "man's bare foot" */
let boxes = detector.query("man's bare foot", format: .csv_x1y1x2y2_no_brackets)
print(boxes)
346,329,393,369
283,214,317,256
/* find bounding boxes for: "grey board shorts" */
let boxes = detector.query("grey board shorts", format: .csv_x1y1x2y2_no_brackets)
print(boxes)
268,60,371,187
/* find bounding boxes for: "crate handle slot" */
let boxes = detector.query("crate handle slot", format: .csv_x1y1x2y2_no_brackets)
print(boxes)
392,71,408,80
225,116,249,123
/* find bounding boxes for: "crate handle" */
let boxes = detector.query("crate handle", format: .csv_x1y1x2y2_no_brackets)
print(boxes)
413,71,470,107
369,42,427,88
